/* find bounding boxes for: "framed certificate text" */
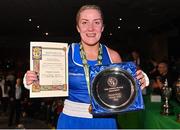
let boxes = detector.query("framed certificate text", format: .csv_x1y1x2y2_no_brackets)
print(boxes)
30,42,68,98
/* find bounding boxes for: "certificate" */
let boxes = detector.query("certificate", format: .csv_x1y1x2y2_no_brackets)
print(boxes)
30,42,68,98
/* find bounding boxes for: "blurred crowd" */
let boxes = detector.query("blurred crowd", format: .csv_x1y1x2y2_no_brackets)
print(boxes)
0,69,64,128
124,50,180,100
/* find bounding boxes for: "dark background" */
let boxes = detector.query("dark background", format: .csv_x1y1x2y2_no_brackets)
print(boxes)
0,0,180,72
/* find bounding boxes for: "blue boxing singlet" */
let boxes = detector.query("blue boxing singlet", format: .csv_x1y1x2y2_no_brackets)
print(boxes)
57,43,117,129
68,43,112,103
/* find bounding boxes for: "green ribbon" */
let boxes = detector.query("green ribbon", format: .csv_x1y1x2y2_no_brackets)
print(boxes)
80,43,103,96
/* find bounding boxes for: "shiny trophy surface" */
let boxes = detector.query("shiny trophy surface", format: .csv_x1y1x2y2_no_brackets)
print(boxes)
161,86,174,115
90,62,144,116
175,76,180,103
175,76,180,122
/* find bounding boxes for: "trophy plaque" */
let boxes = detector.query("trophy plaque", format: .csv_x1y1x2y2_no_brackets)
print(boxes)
90,62,144,115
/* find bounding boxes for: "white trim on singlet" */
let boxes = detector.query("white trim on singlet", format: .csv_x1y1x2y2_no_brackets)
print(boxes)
69,72,84,76
63,99,93,118
71,43,83,67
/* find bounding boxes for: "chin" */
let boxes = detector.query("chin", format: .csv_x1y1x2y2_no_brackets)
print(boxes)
86,42,99,46
82,40,99,46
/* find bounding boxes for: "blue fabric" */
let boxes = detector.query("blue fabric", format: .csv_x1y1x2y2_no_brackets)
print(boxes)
68,43,112,103
90,62,144,115
57,43,117,129
57,113,117,129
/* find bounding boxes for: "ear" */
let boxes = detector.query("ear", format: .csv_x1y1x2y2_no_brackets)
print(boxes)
76,25,80,33
101,25,104,32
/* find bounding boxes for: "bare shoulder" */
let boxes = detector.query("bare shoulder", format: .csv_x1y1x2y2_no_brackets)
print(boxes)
107,47,122,63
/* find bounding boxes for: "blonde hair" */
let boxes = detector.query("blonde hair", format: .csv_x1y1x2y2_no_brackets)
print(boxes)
76,5,104,25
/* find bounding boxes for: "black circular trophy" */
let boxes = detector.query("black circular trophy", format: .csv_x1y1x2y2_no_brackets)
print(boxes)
90,62,144,115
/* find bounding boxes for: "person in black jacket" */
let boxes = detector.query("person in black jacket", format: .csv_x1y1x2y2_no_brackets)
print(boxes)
8,78,23,127
7,79,16,127
151,61,178,96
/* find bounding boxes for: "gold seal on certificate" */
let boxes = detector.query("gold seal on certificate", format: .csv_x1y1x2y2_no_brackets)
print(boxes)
30,42,68,98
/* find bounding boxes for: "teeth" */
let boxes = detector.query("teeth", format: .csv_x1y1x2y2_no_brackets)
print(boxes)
86,33,96,37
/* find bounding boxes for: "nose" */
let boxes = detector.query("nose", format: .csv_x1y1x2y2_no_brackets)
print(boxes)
87,23,94,31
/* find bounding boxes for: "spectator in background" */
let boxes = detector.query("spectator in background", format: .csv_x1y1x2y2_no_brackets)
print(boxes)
15,78,23,125
132,50,141,67
151,61,178,95
174,58,180,75
0,74,9,115
146,57,158,79
7,80,15,127
53,98,64,127
8,78,23,127
46,98,64,128
131,50,147,71
6,70,16,83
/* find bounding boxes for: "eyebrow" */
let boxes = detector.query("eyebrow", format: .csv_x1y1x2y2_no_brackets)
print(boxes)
80,18,102,21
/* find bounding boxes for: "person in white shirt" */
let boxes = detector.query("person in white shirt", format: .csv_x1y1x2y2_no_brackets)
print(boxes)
0,76,9,114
